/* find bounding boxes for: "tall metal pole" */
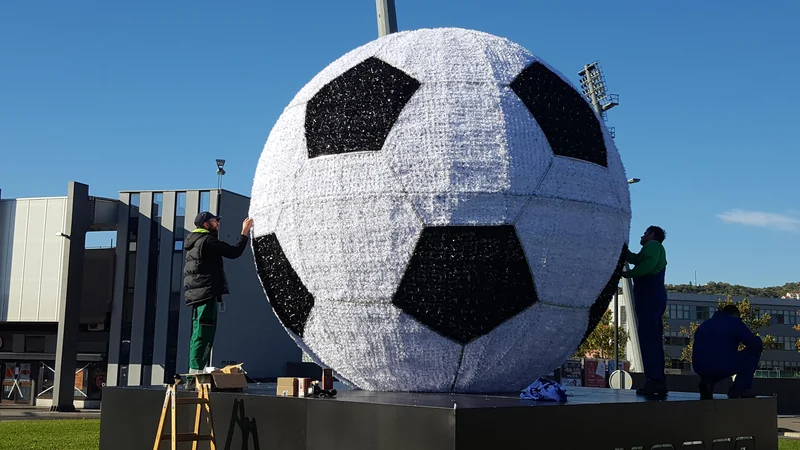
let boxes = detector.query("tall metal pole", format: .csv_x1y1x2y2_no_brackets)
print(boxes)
376,0,397,37
613,291,620,384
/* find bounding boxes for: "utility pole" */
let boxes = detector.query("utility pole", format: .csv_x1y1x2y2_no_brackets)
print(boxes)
376,0,397,37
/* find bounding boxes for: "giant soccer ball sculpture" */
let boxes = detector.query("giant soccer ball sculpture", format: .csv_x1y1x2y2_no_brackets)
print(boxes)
250,28,631,393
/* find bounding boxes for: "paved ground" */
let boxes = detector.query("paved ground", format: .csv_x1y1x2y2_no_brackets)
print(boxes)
0,405,100,421
780,416,800,438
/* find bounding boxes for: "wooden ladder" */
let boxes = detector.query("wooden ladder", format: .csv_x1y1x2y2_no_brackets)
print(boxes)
152,381,217,450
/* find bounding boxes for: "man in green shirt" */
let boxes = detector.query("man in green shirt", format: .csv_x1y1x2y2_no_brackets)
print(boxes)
623,225,668,398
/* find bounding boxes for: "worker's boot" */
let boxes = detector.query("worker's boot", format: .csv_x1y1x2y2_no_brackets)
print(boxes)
727,388,756,399
636,380,668,399
186,368,202,390
698,379,714,400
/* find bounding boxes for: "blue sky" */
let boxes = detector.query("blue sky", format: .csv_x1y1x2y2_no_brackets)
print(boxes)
1,1,798,288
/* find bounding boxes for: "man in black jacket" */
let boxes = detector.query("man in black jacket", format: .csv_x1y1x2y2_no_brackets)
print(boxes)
183,211,253,374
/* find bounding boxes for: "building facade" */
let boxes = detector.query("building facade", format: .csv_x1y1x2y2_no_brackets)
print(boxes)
0,182,301,407
0,183,118,407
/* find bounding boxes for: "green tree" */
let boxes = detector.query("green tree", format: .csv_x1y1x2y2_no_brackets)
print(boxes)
574,310,629,359
679,295,776,363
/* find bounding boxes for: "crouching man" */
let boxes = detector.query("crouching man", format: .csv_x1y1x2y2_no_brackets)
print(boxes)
692,305,763,399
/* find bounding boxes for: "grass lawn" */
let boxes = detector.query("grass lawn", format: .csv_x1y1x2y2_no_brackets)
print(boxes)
783,439,800,450
0,419,100,450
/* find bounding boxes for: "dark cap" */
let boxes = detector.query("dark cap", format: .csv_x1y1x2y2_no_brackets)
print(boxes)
194,211,221,227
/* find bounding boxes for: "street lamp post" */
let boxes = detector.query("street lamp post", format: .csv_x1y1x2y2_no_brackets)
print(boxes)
216,159,226,190
613,177,641,389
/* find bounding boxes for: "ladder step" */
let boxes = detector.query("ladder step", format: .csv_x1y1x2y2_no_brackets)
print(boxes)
175,397,209,405
161,433,214,442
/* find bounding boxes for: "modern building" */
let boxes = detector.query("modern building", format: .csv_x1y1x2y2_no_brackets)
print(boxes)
0,182,300,408
663,293,800,377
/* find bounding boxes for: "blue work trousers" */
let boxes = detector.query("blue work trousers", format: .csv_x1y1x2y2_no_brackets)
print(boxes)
695,347,761,393
632,269,668,383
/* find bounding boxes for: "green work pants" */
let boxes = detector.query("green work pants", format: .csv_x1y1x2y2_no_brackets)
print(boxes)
189,300,218,371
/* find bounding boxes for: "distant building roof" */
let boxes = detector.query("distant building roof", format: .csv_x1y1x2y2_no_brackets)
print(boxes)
668,292,800,308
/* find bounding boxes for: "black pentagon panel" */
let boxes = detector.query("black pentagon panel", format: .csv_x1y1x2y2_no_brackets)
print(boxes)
305,57,421,159
253,234,315,337
510,62,608,167
580,245,628,344
393,225,538,345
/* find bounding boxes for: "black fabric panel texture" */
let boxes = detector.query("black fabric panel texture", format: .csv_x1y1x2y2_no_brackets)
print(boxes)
580,244,629,344
252,234,315,337
510,62,608,167
305,57,421,159
392,225,539,345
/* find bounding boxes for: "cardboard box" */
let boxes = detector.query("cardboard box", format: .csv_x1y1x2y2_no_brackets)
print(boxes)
193,372,248,391
277,377,298,397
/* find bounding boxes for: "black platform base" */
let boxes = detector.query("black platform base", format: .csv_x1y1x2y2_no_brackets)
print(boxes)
100,384,777,450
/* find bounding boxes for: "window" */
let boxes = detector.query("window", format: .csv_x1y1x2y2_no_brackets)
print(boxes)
763,309,800,325
153,193,163,218
668,304,691,320
668,359,691,371
142,194,163,368
164,250,185,383
119,246,137,384
174,192,186,243
128,193,140,243
775,336,798,351
176,192,187,217
693,305,713,321
199,191,211,213
664,331,690,347
25,336,46,353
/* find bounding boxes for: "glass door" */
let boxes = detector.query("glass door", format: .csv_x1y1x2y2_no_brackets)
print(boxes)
2,362,32,404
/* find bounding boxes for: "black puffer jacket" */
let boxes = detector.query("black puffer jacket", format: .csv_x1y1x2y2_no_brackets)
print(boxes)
183,228,249,306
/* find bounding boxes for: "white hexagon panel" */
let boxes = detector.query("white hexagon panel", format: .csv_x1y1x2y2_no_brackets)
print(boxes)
249,27,631,393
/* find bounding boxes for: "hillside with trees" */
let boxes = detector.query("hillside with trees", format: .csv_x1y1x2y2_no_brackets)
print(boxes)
666,281,800,299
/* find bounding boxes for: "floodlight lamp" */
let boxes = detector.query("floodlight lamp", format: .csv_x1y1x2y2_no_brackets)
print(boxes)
216,159,226,170
217,168,226,176
627,178,641,185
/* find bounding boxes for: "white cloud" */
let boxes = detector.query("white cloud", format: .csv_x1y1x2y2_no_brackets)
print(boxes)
717,209,800,232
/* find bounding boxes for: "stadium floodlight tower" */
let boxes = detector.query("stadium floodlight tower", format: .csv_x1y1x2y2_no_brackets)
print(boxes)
376,0,398,37
578,62,619,138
